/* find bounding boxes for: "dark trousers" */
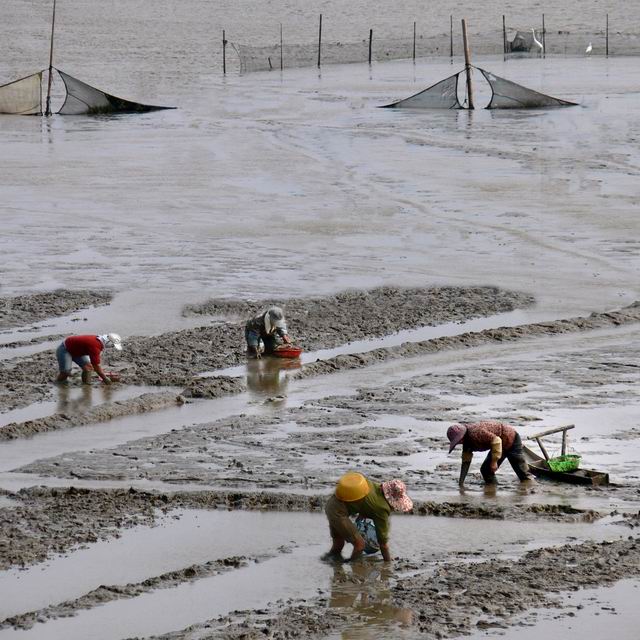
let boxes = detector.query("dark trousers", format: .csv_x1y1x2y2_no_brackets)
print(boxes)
480,433,531,482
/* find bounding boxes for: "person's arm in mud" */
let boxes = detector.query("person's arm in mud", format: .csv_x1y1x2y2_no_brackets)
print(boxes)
459,450,473,485
374,517,392,562
489,436,502,473
85,357,111,385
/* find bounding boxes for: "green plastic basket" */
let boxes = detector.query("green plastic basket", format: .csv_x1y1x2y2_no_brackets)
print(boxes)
547,454,581,472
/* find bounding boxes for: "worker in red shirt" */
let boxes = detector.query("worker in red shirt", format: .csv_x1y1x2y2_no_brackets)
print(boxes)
447,420,533,485
56,333,122,385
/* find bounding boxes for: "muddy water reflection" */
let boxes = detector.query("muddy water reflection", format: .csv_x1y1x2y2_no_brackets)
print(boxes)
245,357,300,397
328,562,414,635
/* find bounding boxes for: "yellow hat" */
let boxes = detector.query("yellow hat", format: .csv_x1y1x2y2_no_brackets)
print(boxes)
335,472,370,502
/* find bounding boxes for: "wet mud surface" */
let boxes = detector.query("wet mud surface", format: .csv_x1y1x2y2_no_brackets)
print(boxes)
0,290,112,331
1,555,251,631
0,286,529,413
1,288,640,639
162,536,640,640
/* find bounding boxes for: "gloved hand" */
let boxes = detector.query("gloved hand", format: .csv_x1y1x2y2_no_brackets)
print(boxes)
283,335,292,344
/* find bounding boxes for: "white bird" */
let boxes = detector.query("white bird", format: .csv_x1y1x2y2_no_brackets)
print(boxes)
586,42,593,55
531,28,544,55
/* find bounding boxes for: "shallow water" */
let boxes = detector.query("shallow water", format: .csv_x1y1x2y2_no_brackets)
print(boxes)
0,508,628,636
0,384,168,427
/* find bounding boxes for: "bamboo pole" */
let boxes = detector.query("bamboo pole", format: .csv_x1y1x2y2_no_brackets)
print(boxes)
606,13,609,57
542,13,546,58
413,21,416,61
561,430,568,456
502,15,507,58
317,14,322,68
450,15,454,57
368,29,373,64
222,30,227,75
461,18,474,110
280,23,283,70
536,437,550,461
45,0,57,116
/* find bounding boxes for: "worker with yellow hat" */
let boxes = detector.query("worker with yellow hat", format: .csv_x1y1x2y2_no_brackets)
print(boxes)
324,472,413,562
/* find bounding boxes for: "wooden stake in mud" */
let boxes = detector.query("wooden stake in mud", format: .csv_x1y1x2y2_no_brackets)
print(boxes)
413,21,416,61
542,13,546,58
280,23,283,70
222,30,227,75
368,29,373,64
317,14,322,68
502,15,507,58
45,0,57,116
461,18,474,110
606,13,609,57
450,15,454,60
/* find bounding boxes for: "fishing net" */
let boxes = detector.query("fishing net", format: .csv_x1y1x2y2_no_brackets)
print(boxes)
478,67,577,108
382,72,462,109
0,72,42,115
56,69,172,115
232,33,460,73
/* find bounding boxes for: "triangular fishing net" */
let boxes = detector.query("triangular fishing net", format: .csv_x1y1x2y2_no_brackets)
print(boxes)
56,69,173,115
478,67,576,109
382,72,462,109
0,72,42,115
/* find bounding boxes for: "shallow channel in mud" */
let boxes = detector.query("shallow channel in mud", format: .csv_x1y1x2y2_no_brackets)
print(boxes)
0,508,630,639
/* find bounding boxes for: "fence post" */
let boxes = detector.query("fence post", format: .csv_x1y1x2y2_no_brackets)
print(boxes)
542,13,546,57
450,15,453,60
368,29,373,64
317,14,322,68
280,23,283,70
502,15,507,58
413,21,416,61
222,29,227,74
606,13,609,57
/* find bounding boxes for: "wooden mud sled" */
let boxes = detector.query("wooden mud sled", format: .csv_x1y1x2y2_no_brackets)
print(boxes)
523,424,609,486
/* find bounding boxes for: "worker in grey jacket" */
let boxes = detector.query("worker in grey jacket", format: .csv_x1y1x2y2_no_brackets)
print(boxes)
245,306,291,358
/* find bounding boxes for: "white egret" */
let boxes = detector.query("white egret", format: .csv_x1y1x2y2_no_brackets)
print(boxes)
531,28,544,54
586,42,593,54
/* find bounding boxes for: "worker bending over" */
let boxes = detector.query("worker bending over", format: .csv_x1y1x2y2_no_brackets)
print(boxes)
324,472,413,562
447,420,533,485
56,333,122,385
245,306,291,358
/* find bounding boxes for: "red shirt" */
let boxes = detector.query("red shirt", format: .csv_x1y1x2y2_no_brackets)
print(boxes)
64,335,103,367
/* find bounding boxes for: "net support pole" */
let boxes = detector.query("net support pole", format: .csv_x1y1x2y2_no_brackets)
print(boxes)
450,15,453,60
280,23,283,70
45,0,57,116
317,14,322,68
368,29,373,64
606,14,609,57
222,30,227,75
542,13,546,58
502,15,507,59
413,21,416,61
461,18,474,110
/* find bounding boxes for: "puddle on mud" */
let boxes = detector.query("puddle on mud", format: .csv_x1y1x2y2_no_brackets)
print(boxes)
466,578,640,640
0,509,629,637
0,385,168,428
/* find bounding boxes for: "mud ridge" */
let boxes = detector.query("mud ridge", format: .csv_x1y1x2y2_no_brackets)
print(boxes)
0,391,183,441
0,555,252,630
0,289,112,330
296,301,640,379
0,487,604,571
